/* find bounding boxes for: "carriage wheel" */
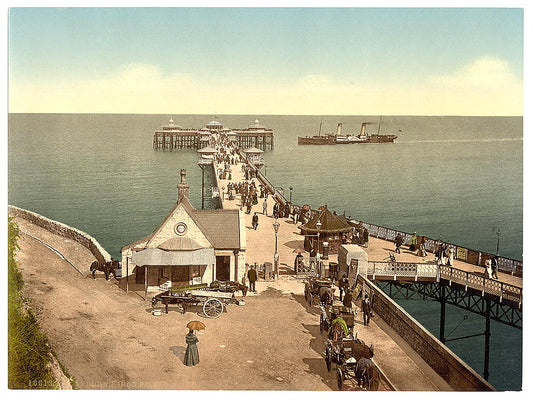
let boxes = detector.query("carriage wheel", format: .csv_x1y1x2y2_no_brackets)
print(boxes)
203,298,224,318
336,368,344,391
325,348,332,372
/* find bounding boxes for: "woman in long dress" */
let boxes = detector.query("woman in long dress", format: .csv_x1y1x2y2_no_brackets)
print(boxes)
184,329,200,366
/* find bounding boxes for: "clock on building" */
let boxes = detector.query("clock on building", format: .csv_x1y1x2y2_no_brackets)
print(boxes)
174,222,188,235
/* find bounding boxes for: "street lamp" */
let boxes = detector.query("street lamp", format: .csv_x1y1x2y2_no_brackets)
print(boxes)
273,219,280,279
289,186,293,203
197,146,216,210
315,220,322,275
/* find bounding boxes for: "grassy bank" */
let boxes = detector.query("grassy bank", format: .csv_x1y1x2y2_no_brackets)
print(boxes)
8,216,57,389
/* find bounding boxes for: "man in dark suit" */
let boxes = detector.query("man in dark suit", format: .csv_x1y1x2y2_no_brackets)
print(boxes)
247,265,258,292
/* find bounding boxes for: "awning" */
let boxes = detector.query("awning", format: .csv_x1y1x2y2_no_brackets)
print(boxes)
131,248,216,266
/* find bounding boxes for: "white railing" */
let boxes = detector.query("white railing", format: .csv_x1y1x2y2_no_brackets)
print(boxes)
362,261,522,307
363,261,439,281
439,265,522,307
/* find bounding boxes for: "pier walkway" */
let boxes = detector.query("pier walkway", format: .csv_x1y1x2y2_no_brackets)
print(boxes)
212,157,463,391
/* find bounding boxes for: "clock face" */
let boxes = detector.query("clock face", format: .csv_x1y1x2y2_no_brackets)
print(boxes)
174,222,188,235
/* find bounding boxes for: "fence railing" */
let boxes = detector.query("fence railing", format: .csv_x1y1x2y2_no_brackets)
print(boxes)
358,260,522,307
355,221,522,277
439,265,522,307
363,261,439,281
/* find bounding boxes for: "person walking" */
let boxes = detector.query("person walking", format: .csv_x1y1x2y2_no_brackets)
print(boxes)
409,232,418,252
394,234,403,254
362,227,369,248
417,236,427,257
247,265,258,292
343,288,353,308
362,294,372,326
184,329,200,366
252,212,259,230
484,258,493,279
339,274,349,302
491,256,499,279
446,246,454,266
262,198,268,215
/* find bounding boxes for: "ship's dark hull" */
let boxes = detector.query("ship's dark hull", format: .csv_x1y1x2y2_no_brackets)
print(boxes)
297,135,336,145
298,134,397,145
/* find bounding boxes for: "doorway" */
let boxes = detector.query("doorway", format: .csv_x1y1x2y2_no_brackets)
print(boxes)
216,256,231,281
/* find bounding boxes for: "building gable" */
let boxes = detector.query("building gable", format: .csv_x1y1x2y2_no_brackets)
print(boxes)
145,202,213,249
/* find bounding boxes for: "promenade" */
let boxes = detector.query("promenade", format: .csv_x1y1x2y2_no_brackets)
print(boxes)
214,157,522,289
214,156,460,391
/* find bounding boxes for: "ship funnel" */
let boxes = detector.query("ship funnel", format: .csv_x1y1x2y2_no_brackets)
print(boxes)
360,123,368,136
336,123,342,136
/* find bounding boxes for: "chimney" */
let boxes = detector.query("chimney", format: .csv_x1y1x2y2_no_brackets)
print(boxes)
177,169,190,203
336,123,342,136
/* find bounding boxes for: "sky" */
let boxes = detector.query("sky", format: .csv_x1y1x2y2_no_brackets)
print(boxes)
6,4,525,115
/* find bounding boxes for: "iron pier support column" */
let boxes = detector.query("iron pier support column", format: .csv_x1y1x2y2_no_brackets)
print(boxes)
484,298,492,380
439,284,446,344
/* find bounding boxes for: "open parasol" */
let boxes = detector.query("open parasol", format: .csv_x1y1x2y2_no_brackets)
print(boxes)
186,321,206,331
292,248,306,254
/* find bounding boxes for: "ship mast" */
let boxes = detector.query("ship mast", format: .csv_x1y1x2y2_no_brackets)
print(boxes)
377,115,383,135
318,117,323,136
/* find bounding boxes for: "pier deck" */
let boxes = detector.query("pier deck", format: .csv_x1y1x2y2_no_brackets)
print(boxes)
214,158,476,390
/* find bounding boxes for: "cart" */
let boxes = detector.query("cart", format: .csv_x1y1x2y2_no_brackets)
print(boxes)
324,338,378,390
152,284,240,318
320,305,357,337
304,277,334,306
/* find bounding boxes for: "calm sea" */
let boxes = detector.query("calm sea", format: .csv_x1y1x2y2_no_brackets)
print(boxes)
7,113,523,390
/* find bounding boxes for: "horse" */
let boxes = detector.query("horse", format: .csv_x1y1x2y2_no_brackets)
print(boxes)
319,286,334,307
328,318,350,340
90,259,119,280
354,357,380,390
210,280,248,296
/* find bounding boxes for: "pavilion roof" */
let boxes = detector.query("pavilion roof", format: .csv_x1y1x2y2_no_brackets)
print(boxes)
299,206,353,234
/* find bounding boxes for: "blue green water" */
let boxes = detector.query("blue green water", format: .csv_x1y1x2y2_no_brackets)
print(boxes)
7,113,522,390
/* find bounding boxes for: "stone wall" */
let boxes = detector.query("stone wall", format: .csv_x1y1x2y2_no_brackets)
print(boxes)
357,275,495,391
8,205,111,264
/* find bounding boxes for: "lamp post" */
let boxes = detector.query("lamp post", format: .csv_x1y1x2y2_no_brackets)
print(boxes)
495,227,501,256
197,146,216,210
315,220,322,275
289,186,293,203
273,219,280,279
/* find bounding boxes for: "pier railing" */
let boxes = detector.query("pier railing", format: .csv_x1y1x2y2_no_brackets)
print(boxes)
359,260,522,307
363,261,439,281
439,265,522,307
355,221,522,277
241,154,523,278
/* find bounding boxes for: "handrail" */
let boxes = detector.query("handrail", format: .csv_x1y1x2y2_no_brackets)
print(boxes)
439,265,522,307
363,261,522,307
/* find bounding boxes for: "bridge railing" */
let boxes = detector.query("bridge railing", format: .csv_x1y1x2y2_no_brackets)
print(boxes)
439,265,522,307
363,261,439,281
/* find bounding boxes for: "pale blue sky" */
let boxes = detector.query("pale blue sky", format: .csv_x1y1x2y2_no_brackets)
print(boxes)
8,7,524,115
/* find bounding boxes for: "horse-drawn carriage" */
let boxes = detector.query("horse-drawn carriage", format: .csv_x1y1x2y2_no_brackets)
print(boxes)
151,283,242,318
304,277,335,306
324,338,379,391
320,305,357,339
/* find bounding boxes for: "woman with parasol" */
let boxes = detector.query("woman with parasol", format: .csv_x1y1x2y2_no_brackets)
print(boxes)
184,321,205,366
